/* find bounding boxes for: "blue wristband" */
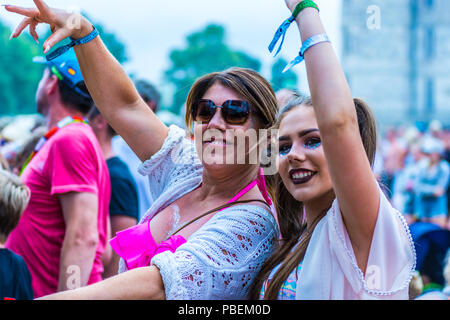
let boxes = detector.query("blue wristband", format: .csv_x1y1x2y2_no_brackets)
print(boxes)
268,16,296,57
46,26,99,61
268,1,320,57
283,34,330,73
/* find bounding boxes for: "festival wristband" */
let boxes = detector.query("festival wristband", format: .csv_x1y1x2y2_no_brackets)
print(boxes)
268,0,319,57
283,34,330,73
46,26,99,61
292,0,320,19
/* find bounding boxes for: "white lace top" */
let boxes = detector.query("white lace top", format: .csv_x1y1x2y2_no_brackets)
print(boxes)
119,125,279,300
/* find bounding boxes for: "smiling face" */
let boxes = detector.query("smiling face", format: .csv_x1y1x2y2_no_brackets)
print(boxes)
193,82,263,171
277,105,334,205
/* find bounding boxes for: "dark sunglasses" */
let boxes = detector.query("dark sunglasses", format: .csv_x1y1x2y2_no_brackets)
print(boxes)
192,99,251,125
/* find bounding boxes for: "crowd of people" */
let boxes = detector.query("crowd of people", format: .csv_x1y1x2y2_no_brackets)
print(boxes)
375,123,450,299
376,125,450,229
0,0,448,301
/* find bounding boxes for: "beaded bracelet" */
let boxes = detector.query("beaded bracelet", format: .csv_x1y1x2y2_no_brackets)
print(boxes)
46,26,99,61
268,0,319,57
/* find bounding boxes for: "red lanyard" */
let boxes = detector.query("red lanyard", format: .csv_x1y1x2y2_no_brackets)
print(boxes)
20,116,88,176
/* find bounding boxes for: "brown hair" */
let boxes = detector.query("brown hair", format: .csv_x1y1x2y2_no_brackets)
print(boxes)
0,170,30,243
250,94,378,300
87,105,117,137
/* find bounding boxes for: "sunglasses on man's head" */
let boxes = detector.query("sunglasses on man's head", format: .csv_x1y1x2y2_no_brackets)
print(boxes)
192,99,251,125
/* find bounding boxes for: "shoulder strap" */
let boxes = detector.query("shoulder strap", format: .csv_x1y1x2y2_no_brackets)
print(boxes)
164,199,270,241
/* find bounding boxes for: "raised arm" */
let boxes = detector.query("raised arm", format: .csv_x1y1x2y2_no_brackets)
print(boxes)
286,0,380,272
5,0,169,162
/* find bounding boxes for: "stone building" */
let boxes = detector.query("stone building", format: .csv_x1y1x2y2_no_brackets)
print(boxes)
341,0,450,128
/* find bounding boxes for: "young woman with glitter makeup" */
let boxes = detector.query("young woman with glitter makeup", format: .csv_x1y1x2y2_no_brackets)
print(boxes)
251,0,416,300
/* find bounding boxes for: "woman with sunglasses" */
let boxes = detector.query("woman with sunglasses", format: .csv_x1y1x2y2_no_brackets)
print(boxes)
5,1,279,299
250,0,416,299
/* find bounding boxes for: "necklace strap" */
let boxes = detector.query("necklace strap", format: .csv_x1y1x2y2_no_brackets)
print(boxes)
19,116,88,176
228,180,258,203
165,199,270,241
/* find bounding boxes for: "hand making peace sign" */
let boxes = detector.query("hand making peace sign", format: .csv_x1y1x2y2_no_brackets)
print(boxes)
5,0,92,53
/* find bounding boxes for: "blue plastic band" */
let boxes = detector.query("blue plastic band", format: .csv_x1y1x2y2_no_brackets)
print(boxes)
268,1,320,57
46,26,99,62
268,16,295,57
283,34,330,73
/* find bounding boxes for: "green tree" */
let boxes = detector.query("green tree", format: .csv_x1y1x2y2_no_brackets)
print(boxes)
83,13,128,64
0,19,42,116
270,57,298,92
164,24,261,115
0,14,128,116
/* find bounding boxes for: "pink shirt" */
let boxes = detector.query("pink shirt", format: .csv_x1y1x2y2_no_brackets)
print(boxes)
6,123,110,298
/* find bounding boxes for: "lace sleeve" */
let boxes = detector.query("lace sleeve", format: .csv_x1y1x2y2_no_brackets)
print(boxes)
138,125,202,207
151,205,279,300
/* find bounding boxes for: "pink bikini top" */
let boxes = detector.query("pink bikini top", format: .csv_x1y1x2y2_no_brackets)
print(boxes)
110,168,272,270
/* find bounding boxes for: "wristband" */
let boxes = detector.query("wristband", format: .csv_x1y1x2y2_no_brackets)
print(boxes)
46,26,99,61
268,0,319,57
292,0,320,19
282,34,330,73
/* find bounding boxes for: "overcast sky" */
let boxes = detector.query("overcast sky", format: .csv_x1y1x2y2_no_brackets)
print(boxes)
1,0,342,99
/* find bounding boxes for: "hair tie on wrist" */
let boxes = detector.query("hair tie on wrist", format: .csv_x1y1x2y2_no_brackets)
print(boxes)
282,33,330,73
268,0,319,57
46,26,99,61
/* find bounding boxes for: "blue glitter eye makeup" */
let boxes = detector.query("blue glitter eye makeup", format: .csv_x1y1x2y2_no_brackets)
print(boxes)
304,138,321,150
279,144,292,156
278,136,321,156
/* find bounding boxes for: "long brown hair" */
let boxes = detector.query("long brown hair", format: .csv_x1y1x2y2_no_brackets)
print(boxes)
249,94,378,300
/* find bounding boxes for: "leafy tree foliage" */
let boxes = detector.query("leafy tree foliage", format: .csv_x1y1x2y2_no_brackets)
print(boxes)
270,57,298,93
0,20,42,115
83,13,128,64
0,15,127,116
164,24,261,114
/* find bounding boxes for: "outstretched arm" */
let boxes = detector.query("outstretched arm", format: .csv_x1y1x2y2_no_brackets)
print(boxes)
5,0,169,162
38,266,165,300
286,0,380,273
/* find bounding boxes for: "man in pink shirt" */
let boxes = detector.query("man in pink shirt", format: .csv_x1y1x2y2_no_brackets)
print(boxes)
6,49,111,298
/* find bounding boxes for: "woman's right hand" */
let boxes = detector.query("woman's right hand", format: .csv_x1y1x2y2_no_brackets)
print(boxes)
5,0,92,53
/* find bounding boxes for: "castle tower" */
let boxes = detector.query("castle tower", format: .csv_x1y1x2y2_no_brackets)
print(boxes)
341,0,450,127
